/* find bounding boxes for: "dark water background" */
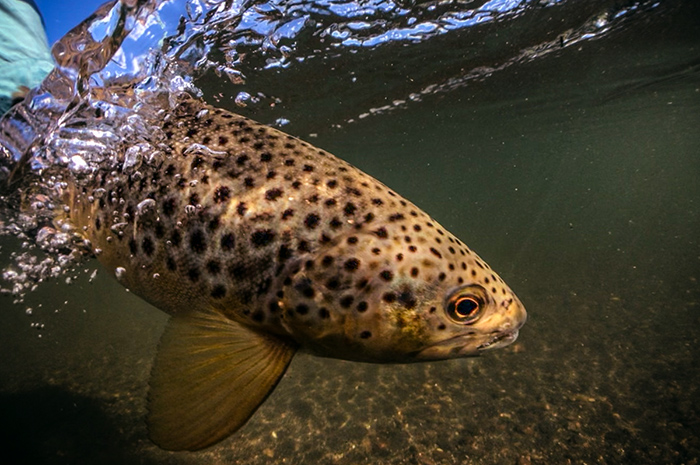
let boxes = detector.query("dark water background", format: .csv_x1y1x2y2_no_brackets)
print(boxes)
1,0,699,464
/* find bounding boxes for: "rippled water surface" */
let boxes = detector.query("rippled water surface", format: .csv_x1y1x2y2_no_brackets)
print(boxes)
1,0,699,463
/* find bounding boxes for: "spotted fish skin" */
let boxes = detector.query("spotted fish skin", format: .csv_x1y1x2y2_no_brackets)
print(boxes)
60,99,526,450
67,99,526,363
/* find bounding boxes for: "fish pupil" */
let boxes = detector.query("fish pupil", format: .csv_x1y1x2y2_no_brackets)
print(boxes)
455,297,479,318
447,294,482,323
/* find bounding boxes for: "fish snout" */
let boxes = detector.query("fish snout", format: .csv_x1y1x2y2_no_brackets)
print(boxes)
478,297,527,352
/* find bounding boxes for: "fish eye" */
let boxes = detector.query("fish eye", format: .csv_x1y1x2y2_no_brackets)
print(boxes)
446,293,483,324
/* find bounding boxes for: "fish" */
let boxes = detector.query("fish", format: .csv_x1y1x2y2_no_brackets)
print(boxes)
58,97,526,451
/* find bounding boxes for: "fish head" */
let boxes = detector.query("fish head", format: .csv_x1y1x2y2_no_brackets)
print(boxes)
279,227,526,363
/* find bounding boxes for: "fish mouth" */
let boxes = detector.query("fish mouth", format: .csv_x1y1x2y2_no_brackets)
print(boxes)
478,329,519,351
415,329,519,360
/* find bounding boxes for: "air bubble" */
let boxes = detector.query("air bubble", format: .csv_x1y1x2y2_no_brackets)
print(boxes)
136,198,156,215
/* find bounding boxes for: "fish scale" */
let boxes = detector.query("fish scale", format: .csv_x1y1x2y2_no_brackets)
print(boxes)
61,98,526,451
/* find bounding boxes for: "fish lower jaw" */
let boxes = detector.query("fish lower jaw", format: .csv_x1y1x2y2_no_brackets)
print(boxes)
478,330,519,351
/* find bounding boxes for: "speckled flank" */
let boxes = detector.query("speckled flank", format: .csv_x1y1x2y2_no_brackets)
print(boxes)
67,99,525,363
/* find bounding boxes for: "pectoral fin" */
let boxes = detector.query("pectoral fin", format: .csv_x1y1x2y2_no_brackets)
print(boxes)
147,311,297,451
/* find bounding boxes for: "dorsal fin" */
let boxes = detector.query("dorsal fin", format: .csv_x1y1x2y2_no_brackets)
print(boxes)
147,310,297,451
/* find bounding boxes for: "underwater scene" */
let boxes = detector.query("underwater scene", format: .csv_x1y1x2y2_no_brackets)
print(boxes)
0,0,698,463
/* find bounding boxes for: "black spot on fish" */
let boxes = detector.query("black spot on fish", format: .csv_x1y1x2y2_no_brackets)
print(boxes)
374,227,388,239
208,217,220,232
346,187,362,197
190,156,204,170
214,186,230,203
206,260,221,275
398,290,417,309
162,198,176,217
295,278,315,298
221,232,235,251
344,258,360,271
211,285,226,299
430,248,442,259
319,308,330,319
327,179,337,188
260,152,272,162
282,209,294,220
357,301,368,312
344,203,356,216
265,188,283,201
380,270,393,282
360,331,372,339
251,229,275,247
329,217,342,229
244,177,255,188
155,222,165,238
278,244,293,262
389,213,404,222
411,267,419,277
383,292,396,303
321,256,334,267
236,154,249,165
302,164,314,172
190,230,207,254
295,304,309,315
129,238,138,255
228,263,246,279
304,213,320,229
142,237,155,256
326,278,340,290
170,230,181,247
188,268,200,282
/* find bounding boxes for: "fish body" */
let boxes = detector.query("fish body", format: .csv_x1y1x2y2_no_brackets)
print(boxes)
63,99,526,450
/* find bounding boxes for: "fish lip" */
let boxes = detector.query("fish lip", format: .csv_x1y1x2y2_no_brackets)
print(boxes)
416,328,520,360
477,329,519,351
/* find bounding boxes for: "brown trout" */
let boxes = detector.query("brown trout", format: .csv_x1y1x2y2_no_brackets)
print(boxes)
61,99,526,450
